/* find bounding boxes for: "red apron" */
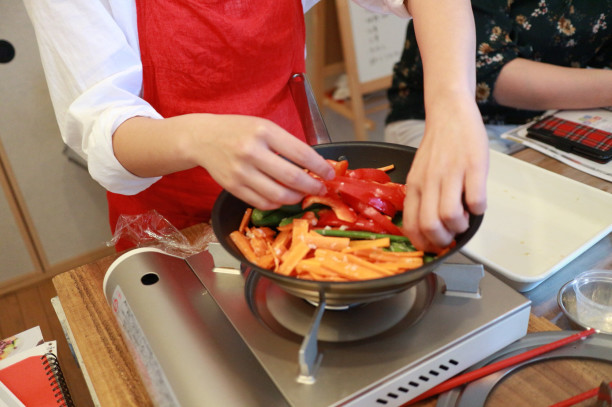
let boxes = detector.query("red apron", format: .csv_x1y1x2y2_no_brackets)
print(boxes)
108,0,307,251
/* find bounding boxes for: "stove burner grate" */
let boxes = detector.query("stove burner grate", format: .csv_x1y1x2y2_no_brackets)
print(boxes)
244,268,437,343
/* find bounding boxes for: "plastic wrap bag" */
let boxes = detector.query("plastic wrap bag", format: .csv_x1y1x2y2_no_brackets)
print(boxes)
106,210,217,258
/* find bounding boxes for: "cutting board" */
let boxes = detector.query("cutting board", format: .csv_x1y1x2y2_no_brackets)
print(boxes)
412,315,612,406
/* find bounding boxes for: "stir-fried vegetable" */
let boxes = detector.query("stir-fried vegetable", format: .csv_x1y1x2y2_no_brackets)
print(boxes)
228,160,454,281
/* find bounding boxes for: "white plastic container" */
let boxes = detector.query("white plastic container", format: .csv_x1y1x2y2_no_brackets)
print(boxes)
573,270,612,333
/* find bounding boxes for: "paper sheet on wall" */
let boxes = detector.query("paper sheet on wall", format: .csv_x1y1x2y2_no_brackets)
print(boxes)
347,3,409,83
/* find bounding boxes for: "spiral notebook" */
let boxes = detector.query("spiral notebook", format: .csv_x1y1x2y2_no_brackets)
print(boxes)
0,352,73,407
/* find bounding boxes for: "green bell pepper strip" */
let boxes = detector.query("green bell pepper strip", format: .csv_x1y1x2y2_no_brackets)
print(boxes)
251,205,322,227
250,209,288,227
315,229,440,259
388,241,416,252
277,203,303,214
314,229,412,243
278,208,321,227
424,254,436,263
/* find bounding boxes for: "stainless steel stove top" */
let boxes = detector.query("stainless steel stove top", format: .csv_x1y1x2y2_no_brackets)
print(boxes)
103,246,531,407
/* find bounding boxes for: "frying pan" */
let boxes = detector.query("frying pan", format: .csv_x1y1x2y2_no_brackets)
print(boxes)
211,141,483,306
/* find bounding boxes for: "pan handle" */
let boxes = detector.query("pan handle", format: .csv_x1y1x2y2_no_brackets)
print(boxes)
289,73,332,146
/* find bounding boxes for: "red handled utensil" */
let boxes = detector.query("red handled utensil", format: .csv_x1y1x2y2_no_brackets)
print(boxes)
548,380,612,407
289,73,332,146
408,328,597,404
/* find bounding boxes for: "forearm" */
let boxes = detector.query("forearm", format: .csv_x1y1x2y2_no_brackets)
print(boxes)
113,115,204,178
493,58,612,110
399,0,488,251
406,0,476,112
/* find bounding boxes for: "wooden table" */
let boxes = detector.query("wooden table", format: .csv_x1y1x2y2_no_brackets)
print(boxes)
53,148,612,407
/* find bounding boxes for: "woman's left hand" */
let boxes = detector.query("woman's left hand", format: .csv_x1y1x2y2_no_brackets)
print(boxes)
401,96,489,252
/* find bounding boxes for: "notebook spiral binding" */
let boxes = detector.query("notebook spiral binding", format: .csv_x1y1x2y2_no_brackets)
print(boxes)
41,353,75,407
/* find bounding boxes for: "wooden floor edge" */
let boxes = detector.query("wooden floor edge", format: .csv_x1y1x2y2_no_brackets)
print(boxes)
0,245,115,296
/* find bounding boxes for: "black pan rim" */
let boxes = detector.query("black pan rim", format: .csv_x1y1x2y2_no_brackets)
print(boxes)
211,141,483,290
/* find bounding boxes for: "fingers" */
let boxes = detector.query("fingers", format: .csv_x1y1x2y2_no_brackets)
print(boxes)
266,131,335,182
437,170,469,235
234,160,325,210
402,157,473,252
402,182,429,252
246,133,333,202
403,180,458,253
224,172,303,211
208,119,334,210
463,154,488,216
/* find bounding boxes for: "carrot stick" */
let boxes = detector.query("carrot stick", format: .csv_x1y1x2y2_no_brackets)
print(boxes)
434,240,457,256
249,234,269,257
315,249,393,277
276,223,294,233
291,218,309,248
229,230,259,265
346,248,424,260
304,231,350,251
316,255,387,280
366,252,425,263
267,241,282,272
271,230,291,256
296,259,349,281
375,259,424,272
239,208,252,233
251,226,276,240
278,240,311,276
377,164,395,172
344,238,391,251
256,253,275,269
368,249,425,258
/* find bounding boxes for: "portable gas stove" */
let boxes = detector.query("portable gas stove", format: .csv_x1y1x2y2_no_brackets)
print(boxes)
103,244,531,407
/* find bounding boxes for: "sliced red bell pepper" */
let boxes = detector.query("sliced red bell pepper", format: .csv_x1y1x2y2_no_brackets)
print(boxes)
326,159,348,177
340,190,397,218
337,195,402,236
365,195,397,217
316,209,388,234
316,209,351,227
302,195,357,223
352,217,388,233
360,206,403,236
381,182,406,211
301,210,318,227
346,168,391,184
324,176,406,212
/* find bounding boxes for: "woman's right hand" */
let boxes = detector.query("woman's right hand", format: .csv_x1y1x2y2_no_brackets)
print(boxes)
112,113,335,210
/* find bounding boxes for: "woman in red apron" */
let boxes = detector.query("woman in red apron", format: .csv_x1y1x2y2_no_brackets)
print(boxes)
109,1,335,251
24,0,489,253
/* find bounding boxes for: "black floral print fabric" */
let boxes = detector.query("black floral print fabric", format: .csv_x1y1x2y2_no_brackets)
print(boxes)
387,0,612,125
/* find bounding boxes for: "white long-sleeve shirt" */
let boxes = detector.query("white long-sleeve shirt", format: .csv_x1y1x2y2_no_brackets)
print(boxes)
23,0,409,195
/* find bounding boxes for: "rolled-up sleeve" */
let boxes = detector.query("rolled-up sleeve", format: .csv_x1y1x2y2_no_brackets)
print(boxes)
23,0,162,195
304,0,410,17
353,0,411,18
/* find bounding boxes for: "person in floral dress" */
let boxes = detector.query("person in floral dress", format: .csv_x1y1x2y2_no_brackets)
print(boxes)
386,0,612,153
